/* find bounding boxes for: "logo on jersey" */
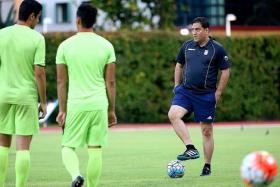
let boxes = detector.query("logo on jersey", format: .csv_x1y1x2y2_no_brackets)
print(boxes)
224,56,229,61
206,116,212,120
204,50,208,55
188,48,196,51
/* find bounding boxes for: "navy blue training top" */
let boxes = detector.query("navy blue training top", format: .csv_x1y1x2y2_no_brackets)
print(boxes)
176,38,231,93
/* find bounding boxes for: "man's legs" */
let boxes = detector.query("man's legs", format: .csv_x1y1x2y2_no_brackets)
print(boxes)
168,105,199,160
87,146,102,187
0,134,12,187
200,123,214,176
0,103,13,187
14,104,39,186
15,135,32,187
168,105,191,144
61,111,93,186
86,110,107,187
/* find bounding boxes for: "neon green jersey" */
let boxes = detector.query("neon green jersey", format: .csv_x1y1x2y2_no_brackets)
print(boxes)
56,32,116,111
0,25,45,105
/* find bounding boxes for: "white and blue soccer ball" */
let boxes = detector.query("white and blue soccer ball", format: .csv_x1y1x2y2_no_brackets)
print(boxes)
167,160,185,178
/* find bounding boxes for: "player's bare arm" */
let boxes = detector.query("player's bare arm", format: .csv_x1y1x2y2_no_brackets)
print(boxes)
34,65,47,119
105,63,117,127
56,64,68,127
174,63,184,87
216,68,230,103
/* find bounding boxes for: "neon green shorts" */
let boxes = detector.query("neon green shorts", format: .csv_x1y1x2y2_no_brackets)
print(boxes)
0,103,39,135
62,110,108,148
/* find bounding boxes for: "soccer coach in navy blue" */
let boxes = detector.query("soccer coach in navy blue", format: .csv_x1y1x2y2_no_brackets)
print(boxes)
168,17,231,176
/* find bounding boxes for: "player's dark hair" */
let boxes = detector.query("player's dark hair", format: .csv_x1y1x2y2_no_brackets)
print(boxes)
18,0,42,21
77,3,97,28
192,17,209,29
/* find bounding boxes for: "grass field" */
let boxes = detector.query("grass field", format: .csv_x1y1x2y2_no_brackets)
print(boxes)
4,125,280,187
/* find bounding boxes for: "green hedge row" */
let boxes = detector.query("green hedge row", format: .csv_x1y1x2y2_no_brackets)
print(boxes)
44,32,280,123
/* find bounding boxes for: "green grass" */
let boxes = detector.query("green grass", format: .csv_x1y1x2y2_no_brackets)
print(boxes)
5,126,280,187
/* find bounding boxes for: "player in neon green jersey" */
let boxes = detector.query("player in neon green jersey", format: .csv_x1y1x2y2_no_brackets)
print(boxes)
56,3,116,187
0,0,46,187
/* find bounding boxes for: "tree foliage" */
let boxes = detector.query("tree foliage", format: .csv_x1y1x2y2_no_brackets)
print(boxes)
44,32,280,122
91,0,176,30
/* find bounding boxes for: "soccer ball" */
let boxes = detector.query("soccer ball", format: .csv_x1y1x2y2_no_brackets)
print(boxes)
240,151,278,186
167,160,185,178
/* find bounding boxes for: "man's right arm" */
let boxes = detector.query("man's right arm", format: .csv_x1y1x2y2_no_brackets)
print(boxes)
174,63,184,87
34,65,47,119
174,41,187,88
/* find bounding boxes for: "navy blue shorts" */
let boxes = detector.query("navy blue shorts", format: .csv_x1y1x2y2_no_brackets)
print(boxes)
172,85,216,123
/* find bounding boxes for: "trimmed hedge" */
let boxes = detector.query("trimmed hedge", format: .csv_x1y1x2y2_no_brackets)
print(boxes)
44,32,280,122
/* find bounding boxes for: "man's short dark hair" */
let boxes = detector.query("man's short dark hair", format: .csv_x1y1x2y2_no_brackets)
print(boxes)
192,17,209,29
18,0,42,21
77,3,97,28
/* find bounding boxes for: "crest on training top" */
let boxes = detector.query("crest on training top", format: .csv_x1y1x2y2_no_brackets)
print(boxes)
204,50,208,55
224,56,229,61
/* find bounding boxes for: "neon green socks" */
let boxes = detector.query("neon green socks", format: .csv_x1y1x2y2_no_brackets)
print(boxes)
62,147,81,181
15,150,30,187
87,148,102,187
0,146,9,187
0,148,31,187
62,147,103,186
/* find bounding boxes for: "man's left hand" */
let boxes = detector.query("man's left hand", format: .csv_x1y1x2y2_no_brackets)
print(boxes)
108,111,117,128
215,90,222,104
